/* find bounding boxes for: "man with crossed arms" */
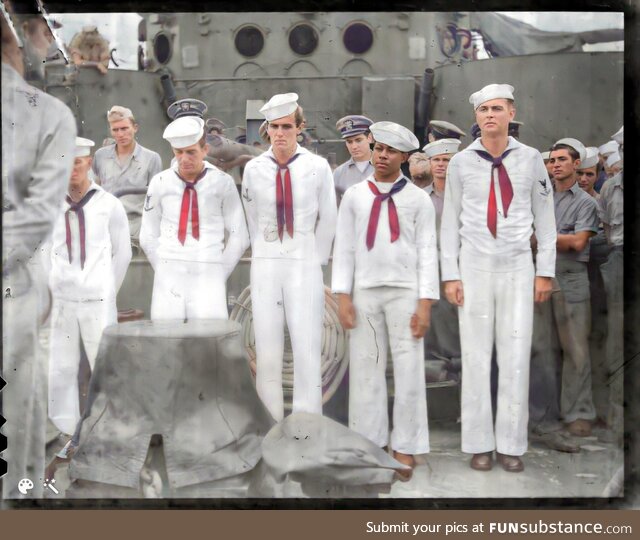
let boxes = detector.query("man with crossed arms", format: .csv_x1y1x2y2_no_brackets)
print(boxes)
440,83,556,472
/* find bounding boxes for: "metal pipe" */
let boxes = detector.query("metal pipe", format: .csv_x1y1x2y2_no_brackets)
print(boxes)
415,68,434,148
160,73,177,105
175,74,423,83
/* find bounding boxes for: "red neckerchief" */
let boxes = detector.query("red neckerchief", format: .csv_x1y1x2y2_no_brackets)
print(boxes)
269,153,301,241
366,178,407,250
176,167,208,245
474,149,514,238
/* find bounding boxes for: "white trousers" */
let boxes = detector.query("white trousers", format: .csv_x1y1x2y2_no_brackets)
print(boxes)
349,287,429,454
250,257,324,421
459,250,534,456
48,298,117,435
150,259,228,320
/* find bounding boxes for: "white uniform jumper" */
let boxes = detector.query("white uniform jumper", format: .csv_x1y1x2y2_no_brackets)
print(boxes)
140,161,249,320
332,176,439,453
242,145,337,421
440,136,557,456
48,183,132,435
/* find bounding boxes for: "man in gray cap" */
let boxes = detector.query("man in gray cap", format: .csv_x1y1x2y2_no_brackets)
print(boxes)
540,151,554,180
577,147,601,200
576,146,609,429
2,0,77,498
242,92,337,422
596,140,617,192
332,121,439,480
333,114,374,203
92,105,162,242
421,138,462,365
440,83,556,473
597,126,623,444
532,139,598,440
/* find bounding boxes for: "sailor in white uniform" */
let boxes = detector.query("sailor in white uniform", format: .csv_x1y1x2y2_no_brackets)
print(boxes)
140,109,249,320
241,92,337,421
332,121,439,478
440,84,557,472
48,137,132,436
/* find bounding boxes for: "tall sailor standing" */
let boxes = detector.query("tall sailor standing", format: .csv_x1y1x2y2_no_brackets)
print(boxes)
440,83,556,473
241,92,337,421
332,121,439,479
140,101,249,320
48,137,132,436
333,115,374,203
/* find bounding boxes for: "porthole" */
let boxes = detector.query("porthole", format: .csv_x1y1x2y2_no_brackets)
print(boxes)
152,32,172,65
235,25,265,58
343,22,374,54
289,23,318,56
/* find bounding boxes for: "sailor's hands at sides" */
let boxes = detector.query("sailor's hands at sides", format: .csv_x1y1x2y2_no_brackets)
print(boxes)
534,276,553,303
411,299,433,339
337,293,357,330
337,295,432,339
444,280,464,306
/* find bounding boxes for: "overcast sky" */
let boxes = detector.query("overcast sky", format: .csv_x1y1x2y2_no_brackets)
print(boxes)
50,12,624,70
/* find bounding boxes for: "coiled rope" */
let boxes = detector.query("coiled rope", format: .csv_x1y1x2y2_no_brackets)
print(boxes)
229,285,349,408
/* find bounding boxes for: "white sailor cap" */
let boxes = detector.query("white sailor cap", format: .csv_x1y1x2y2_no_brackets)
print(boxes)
259,92,299,122
107,105,134,122
162,116,205,149
75,137,95,157
469,83,515,110
554,137,587,162
578,147,599,170
370,121,419,152
422,138,461,158
540,151,550,161
611,126,623,146
598,140,618,157
606,151,622,168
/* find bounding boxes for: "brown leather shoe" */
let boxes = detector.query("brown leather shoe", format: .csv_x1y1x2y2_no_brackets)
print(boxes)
566,419,592,437
539,431,581,453
393,451,416,482
496,452,524,472
470,452,493,471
